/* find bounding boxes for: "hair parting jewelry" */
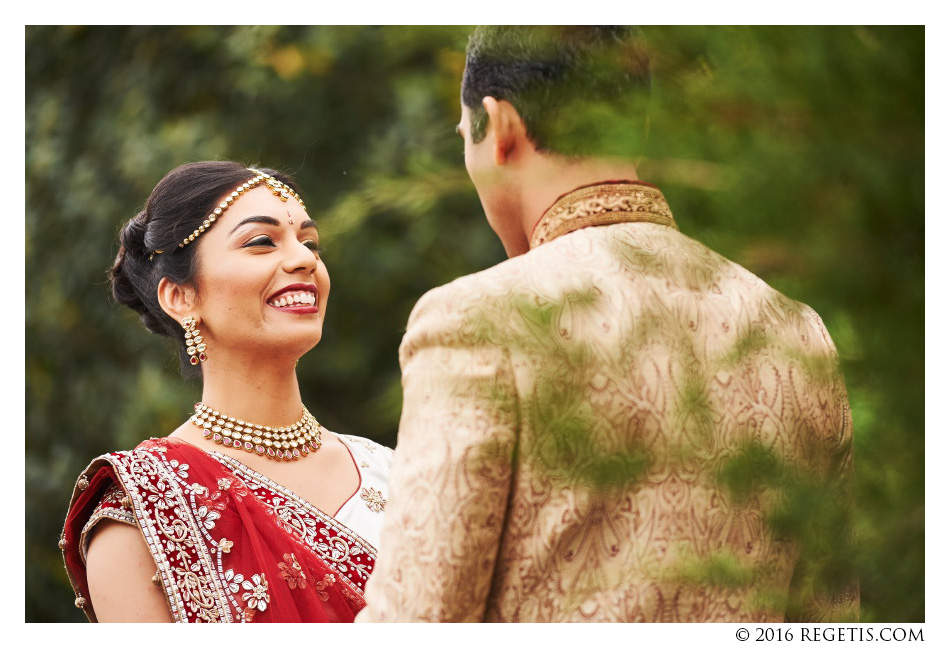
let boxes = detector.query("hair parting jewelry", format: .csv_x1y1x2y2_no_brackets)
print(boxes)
182,316,207,365
190,402,323,461
149,168,307,260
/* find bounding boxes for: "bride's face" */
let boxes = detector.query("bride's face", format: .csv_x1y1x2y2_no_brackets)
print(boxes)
189,185,330,362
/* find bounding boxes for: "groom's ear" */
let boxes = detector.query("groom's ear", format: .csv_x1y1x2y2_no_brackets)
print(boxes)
482,96,529,166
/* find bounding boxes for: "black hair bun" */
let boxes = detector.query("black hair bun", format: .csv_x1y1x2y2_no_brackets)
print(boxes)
110,210,165,334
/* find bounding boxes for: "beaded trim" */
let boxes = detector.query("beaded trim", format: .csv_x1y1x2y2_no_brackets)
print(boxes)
191,402,323,462
150,168,307,259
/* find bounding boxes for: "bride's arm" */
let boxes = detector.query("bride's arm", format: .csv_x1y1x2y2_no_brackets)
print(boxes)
85,520,174,622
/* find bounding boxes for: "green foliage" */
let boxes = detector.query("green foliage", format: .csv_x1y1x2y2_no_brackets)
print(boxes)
675,550,759,590
26,26,922,622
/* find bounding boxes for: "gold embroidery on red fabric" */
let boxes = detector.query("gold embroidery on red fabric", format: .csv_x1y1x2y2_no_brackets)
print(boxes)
111,448,235,622
279,552,308,590
241,573,270,617
212,453,377,594
79,484,137,561
314,573,336,602
65,437,379,622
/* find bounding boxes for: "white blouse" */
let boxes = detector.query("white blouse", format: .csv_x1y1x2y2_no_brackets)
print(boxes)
332,433,394,550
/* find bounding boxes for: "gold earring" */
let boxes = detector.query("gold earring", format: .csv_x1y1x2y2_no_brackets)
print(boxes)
183,316,207,365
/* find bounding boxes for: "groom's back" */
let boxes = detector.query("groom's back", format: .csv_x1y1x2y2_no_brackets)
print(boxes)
360,25,855,623
363,215,855,622
475,221,854,621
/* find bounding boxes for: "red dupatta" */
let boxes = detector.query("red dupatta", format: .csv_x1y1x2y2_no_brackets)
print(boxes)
61,437,372,622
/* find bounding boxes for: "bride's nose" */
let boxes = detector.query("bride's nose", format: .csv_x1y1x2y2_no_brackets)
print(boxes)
283,239,318,275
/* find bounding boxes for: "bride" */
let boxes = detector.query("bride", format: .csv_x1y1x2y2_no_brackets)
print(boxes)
60,161,393,622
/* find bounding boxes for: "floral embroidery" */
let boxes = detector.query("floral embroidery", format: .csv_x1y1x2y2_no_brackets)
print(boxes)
215,455,377,593
361,460,370,468
278,552,308,590
314,572,336,601
146,481,178,510
196,505,221,529
242,573,270,615
360,487,386,512
168,459,189,479
66,441,380,622
226,477,250,500
195,476,250,514
195,487,227,512
223,568,245,595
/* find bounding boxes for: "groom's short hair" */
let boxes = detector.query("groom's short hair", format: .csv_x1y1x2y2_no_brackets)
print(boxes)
461,26,652,158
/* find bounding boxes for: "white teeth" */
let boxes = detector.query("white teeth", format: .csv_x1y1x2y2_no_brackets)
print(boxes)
269,290,316,308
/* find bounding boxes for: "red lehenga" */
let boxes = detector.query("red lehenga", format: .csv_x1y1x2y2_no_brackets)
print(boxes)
61,436,389,622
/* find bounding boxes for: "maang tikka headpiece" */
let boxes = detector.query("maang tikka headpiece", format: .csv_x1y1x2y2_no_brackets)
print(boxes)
149,168,307,260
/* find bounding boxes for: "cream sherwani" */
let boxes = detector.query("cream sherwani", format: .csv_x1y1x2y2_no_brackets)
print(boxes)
359,182,856,622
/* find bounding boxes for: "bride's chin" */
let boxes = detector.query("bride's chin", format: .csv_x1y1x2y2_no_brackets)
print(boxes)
228,326,323,360
288,333,322,357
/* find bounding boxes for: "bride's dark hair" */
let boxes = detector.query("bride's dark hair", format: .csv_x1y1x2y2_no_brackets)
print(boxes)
110,160,302,376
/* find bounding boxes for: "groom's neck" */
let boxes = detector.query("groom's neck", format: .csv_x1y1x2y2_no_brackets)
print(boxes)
516,154,643,248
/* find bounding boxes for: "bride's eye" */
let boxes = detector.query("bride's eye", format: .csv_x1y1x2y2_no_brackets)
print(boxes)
303,240,323,254
244,235,277,248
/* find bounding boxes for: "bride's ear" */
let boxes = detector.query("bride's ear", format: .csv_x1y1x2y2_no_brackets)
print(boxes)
157,277,197,326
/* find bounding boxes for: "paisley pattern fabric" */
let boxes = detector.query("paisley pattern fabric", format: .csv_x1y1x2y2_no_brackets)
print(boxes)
62,434,392,622
359,181,856,622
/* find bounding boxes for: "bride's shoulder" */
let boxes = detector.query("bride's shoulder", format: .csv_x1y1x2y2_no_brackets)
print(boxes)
69,438,194,502
334,433,395,461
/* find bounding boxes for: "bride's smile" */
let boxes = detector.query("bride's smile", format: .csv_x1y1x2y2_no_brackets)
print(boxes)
267,284,319,312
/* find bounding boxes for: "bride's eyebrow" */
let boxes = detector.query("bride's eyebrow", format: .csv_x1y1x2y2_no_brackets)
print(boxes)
299,219,317,232
229,215,280,235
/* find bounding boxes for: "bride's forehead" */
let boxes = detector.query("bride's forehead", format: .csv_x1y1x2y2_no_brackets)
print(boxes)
220,185,307,217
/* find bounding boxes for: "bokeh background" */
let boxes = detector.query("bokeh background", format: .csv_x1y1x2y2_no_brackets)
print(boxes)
25,26,923,622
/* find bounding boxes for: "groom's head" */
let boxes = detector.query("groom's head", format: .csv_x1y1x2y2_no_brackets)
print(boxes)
461,26,652,158
458,26,652,256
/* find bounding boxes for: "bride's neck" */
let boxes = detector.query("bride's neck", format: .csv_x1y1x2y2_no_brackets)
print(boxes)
197,356,304,426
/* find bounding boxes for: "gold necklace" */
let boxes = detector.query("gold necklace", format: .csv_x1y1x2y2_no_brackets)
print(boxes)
190,402,323,461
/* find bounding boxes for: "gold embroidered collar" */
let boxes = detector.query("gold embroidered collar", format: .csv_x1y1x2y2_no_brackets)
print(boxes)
529,181,677,250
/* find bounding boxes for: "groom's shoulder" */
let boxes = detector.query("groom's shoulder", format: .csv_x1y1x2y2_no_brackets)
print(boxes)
403,253,538,344
419,248,546,310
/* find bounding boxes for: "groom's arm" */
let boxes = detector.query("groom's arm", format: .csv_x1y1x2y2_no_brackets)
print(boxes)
358,285,518,622
785,307,860,622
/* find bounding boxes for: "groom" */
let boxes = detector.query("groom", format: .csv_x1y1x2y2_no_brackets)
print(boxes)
358,26,856,622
